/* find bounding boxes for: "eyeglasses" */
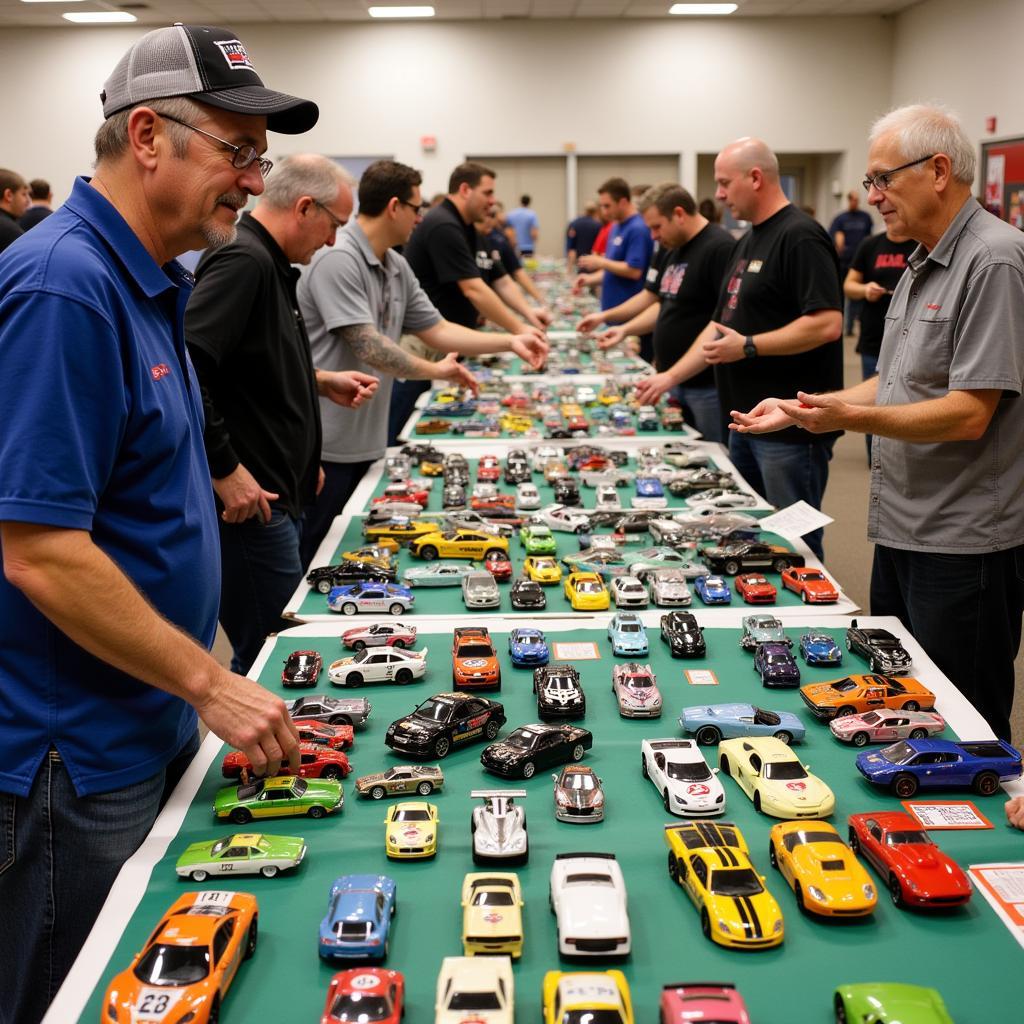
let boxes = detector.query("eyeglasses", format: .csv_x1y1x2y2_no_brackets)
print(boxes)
315,200,347,230
862,154,934,193
398,199,428,215
157,113,273,178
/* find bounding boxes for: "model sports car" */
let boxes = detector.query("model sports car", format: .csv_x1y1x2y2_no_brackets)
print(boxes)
293,719,353,751
408,529,509,561
533,664,586,721
611,663,662,718
175,833,307,881
400,562,476,587
685,488,758,511
510,578,547,609
363,518,439,546
327,582,414,616
607,611,649,656
693,574,731,605
753,642,801,688
845,619,913,674
798,631,842,666
481,723,593,779
719,737,835,819
799,673,936,720
739,615,790,651
829,709,946,747
667,469,735,496
477,454,501,481
214,776,344,824
595,482,622,511
221,743,351,781
463,570,501,609
341,622,417,651
702,540,803,575
679,703,805,746
435,955,514,1024
544,972,633,1024
641,738,725,817
321,968,404,1024
385,692,505,759
356,764,444,800
610,574,649,608
660,610,706,658
452,626,501,689
319,874,397,961
508,627,549,668
562,548,628,579
384,801,439,859
483,551,513,581
523,555,563,584
563,570,610,610
328,646,427,687
307,562,396,593
781,566,839,603
443,510,516,537
460,872,524,959
552,765,605,823
516,482,541,510
648,569,692,607
282,650,323,688
832,983,953,1024
550,853,631,957
286,694,371,728
443,483,466,508
372,483,428,507
554,477,582,506
735,573,777,604
660,983,750,1024
531,503,591,534
470,789,528,864
628,548,706,578
633,476,667,509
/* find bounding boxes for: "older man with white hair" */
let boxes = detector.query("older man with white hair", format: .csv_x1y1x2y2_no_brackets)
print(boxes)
732,104,1024,742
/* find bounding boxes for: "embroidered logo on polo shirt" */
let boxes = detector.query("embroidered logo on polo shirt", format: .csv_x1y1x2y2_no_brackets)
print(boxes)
214,39,256,72
151,363,172,381
926,303,942,311
748,260,764,273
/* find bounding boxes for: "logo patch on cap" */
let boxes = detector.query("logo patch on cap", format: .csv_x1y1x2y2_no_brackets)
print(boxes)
214,39,255,72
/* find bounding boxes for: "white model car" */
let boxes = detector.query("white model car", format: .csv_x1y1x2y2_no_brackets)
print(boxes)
662,442,712,468
328,646,428,687
610,575,649,609
629,548,707,579
470,790,528,864
549,853,631,957
472,482,499,501
384,454,412,480
641,738,726,816
516,482,541,510
594,483,622,511
648,569,692,607
463,571,501,609
612,663,662,718
685,489,759,510
435,955,514,1024
531,445,561,471
442,511,516,538
531,503,591,534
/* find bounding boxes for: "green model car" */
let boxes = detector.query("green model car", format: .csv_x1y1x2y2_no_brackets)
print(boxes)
214,775,344,824
519,523,557,555
175,832,307,881
834,983,953,1024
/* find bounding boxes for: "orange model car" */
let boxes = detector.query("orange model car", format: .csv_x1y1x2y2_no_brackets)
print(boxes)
780,566,839,604
452,626,502,690
800,673,936,722
102,890,258,1024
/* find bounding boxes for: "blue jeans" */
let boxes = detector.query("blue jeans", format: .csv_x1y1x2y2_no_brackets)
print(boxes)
300,460,373,570
844,295,863,335
871,544,1024,741
861,351,879,460
727,432,835,559
671,384,725,443
219,510,304,675
0,732,200,1024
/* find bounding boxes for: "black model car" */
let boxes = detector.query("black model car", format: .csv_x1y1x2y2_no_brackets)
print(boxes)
281,650,323,688
611,510,672,534
533,664,586,721
666,469,735,497
480,722,593,779
553,478,581,507
443,454,470,486
504,459,532,485
510,578,546,610
845,619,913,674
306,561,396,593
442,483,466,509
385,691,506,759
400,442,442,463
701,541,805,576
660,610,707,658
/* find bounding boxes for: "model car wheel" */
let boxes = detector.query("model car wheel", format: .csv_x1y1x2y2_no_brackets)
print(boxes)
768,841,778,868
395,668,413,684
352,640,367,651
329,715,352,726
571,744,585,762
230,808,252,825
242,917,258,961
574,525,587,535
835,705,855,718
389,603,405,616
909,727,928,740
419,545,438,561
773,730,794,745
307,805,327,819
893,773,919,797
973,770,1000,796
851,731,870,747
668,852,680,882
209,997,221,1024
772,558,792,572
321,766,341,780
522,761,536,779
346,672,363,686
370,785,386,800
393,639,407,648
834,993,849,1024
888,873,904,907
317,579,332,594
718,753,731,776
641,754,649,778
801,590,809,603
190,869,209,882
700,908,711,941
723,559,740,575
848,828,860,852
753,791,762,813
695,725,721,746
484,719,501,740
433,736,451,758
260,864,279,878
341,602,358,616
412,781,433,796
903,700,920,712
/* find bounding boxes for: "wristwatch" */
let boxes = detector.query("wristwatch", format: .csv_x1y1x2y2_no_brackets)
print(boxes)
743,335,758,359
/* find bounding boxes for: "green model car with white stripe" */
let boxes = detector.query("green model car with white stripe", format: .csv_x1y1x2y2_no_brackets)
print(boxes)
175,832,307,881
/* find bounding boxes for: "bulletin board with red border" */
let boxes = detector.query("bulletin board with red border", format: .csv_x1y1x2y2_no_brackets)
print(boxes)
981,136,1024,227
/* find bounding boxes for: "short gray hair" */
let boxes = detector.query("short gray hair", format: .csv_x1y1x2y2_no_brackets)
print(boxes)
260,155,353,210
94,95,202,163
869,104,976,185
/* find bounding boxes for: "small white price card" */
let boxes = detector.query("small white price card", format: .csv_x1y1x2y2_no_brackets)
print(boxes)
969,864,1024,950
551,642,600,661
685,669,719,686
757,500,834,541
903,800,993,830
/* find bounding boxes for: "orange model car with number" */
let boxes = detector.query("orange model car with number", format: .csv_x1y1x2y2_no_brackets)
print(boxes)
800,674,936,722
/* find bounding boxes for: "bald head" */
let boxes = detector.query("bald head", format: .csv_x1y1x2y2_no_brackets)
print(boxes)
714,137,787,224
719,138,780,183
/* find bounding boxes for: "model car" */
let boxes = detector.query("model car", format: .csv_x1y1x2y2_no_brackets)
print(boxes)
519,522,558,554
845,620,914,674
552,765,605,823
856,737,1022,797
595,482,622,511
443,482,467,508
781,566,839,603
471,789,529,864
364,501,424,524
307,562,396,593
544,971,634,1024
282,649,323,687
481,722,593,779
533,664,587,721
462,570,501,609
221,743,351,781
735,573,777,604
641,738,725,817
504,461,531,486
799,673,936,720
660,611,705,659
798,630,842,665
702,541,803,575
342,622,417,651
739,615,790,650
384,801,439,859
286,694,371,728
101,890,258,1024
385,454,413,479
175,833,307,881
610,574,649,608
443,510,517,536
385,692,505,759
214,776,344,824
562,547,628,578
461,873,524,958
679,703,805,746
685,489,758,510
550,853,631,957
633,476,667,509
531,503,591,534
628,547,706,577
508,626,549,667
363,518,439,546
830,708,946,747
294,719,354,751
754,642,801,688
356,764,444,799
516,481,541,509
328,646,428,687
319,874,397,961
660,983,750,1024
523,555,563,584
848,811,972,908
408,529,509,561
372,484,428,507
321,968,404,1024
435,955,514,1024
452,627,501,689
667,468,735,496
832,983,953,1024
606,611,648,657
719,737,835,819
672,508,760,537
472,492,517,515
611,662,662,718
510,578,546,609
554,477,582,506
401,562,476,587
693,574,731,605
477,454,501,481
768,820,876,917
327,582,414,616
424,398,475,416
564,570,610,610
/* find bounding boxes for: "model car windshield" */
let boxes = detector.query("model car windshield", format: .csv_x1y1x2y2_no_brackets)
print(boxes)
328,992,392,1022
565,872,613,885
392,808,430,822
762,762,807,780
880,741,915,763
800,570,825,581
710,867,763,896
506,729,541,749
562,772,597,790
763,653,790,665
547,677,577,691
459,644,493,658
782,830,840,852
471,889,514,906
623,675,654,690
133,944,210,986
577,581,602,594
666,761,711,782
752,707,781,726
620,623,642,633
413,699,452,723
336,921,373,939
859,711,883,725
447,991,502,1011
829,678,858,691
887,829,932,846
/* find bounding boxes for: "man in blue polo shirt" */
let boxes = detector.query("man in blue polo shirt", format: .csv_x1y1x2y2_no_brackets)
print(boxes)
0,25,316,1024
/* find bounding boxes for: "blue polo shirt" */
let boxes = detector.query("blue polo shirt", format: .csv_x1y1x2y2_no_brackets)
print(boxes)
602,212,653,310
0,177,220,798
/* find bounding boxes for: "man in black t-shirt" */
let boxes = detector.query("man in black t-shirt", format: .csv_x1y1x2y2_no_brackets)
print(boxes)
636,139,843,558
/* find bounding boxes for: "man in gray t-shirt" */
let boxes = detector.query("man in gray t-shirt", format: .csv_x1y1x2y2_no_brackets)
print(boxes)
730,104,1024,741
297,160,548,563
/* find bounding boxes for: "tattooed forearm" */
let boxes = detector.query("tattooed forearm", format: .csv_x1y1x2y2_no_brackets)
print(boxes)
335,324,432,380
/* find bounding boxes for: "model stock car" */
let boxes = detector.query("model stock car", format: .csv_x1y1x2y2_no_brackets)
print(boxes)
641,738,725,817
175,833,307,881
463,570,502,609
282,650,323,687
318,874,397,961
101,890,257,1024
648,569,692,607
328,646,427,687
481,723,593,778
607,611,649,656
781,566,839,603
845,620,913,674
508,627,549,668
610,574,649,608
321,968,405,1024
611,663,663,718
830,709,946,747
739,615,790,650
215,776,344,824
408,529,509,561
680,704,805,746
523,555,563,584
341,622,417,651
564,571,610,610
307,562,396,593
435,955,514,1024
461,873,524,958
660,610,706,658
753,643,801,688
798,631,843,665
719,737,835,819
544,972,634,1024
533,664,587,721
550,853,631,957
693,574,731,605
832,983,953,1024
400,562,476,587
327,582,414,616
385,692,505,759
510,578,547,609
800,674,936,720
660,983,750,1024
356,765,444,799
452,627,501,689
735,573,777,604
286,694,371,728
221,743,351,781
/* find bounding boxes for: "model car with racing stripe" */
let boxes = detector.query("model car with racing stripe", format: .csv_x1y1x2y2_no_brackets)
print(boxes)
471,789,529,865
552,765,605,823
452,626,501,690
221,743,351,781
286,694,371,728
611,663,662,718
533,664,586,721
543,971,634,1024
342,622,417,651
679,703,805,746
385,692,505,759
356,764,444,800
642,739,725,817
327,582,414,616
481,723,592,779
799,673,936,721
829,709,946,747
845,620,914,674
175,833,307,882
461,872,524,959
550,853,631,957
318,874,397,961
718,737,835,819
661,610,706,658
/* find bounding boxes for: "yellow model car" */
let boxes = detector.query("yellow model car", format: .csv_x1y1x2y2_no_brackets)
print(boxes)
461,872,524,959
564,571,610,611
341,544,396,567
384,800,439,859
523,556,563,584
408,529,509,561
500,414,534,433
560,402,584,419
420,458,444,476
364,519,439,546
542,971,634,1024
664,819,750,869
768,820,876,917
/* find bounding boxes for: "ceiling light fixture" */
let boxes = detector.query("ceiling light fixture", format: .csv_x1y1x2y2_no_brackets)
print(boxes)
368,6,435,18
62,11,137,21
669,3,738,14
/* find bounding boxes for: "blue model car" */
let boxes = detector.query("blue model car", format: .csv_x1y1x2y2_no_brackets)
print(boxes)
508,627,550,668
318,873,397,961
693,574,731,605
423,399,476,417
634,476,665,501
753,642,801,688
607,611,649,656
855,738,1023,798
798,631,843,665
679,702,806,746
328,582,414,616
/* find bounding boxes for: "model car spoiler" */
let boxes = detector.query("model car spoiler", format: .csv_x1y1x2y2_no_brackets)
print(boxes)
663,982,735,991
470,789,528,800
554,851,616,860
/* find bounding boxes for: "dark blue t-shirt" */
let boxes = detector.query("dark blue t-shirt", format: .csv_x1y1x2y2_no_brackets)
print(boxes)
565,215,601,258
602,212,653,310
0,177,219,797
828,208,874,267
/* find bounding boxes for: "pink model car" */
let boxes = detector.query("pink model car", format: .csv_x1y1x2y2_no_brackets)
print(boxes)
661,983,751,1024
830,708,946,747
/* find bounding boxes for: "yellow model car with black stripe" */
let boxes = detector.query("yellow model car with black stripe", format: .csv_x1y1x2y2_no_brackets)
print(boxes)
364,519,439,546
563,571,610,611
542,970,634,1024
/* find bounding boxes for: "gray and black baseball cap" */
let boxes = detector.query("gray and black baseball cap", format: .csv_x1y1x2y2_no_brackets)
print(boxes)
101,23,318,134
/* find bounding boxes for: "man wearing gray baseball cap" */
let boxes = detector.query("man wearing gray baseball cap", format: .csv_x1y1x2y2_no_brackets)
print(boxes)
0,26,317,1024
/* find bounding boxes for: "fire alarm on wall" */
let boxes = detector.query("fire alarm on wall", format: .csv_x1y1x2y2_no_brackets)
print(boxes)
986,116,997,134
420,135,437,153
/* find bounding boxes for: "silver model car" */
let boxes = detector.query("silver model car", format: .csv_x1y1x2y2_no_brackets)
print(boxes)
463,570,501,609
648,568,692,607
470,789,528,864
552,765,605,823
285,694,371,727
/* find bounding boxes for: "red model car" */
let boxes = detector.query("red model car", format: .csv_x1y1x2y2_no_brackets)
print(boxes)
322,968,404,1024
477,455,501,482
735,573,777,604
576,455,612,473
222,743,352,781
566,415,590,434
661,982,751,1024
372,484,429,507
483,551,513,581
471,493,516,513
282,649,324,687
781,566,839,603
848,811,972,908
341,622,418,651
294,719,354,751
